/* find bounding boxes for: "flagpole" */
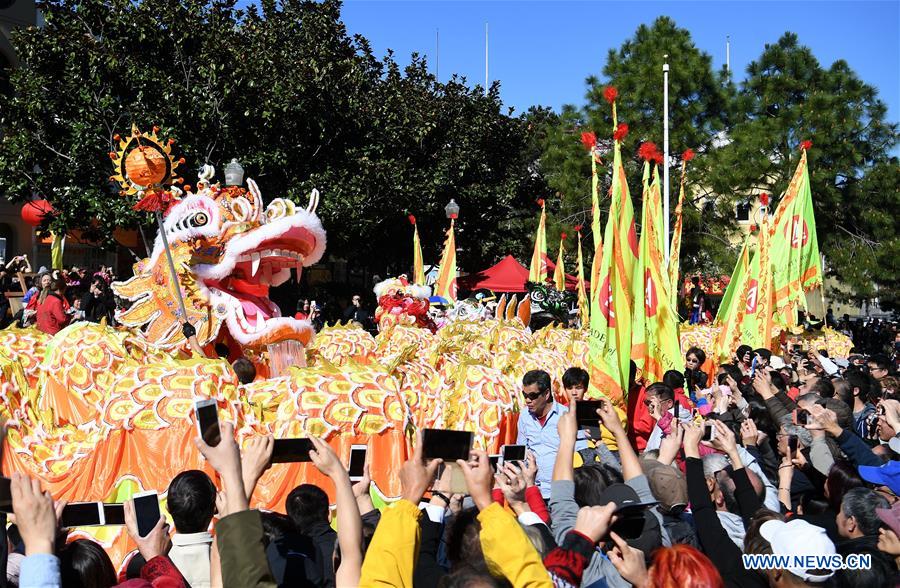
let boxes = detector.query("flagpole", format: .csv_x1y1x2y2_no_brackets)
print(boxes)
484,22,489,94
820,253,828,327
663,55,671,266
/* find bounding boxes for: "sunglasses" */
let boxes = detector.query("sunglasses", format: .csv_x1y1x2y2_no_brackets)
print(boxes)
523,391,548,401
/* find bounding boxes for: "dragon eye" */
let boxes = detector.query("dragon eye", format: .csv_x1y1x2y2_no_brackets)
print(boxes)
189,212,208,227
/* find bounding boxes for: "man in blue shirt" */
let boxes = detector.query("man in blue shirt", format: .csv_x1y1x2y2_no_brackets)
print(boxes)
516,369,586,498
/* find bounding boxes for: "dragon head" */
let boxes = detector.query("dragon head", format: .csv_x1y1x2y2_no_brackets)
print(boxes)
112,173,326,350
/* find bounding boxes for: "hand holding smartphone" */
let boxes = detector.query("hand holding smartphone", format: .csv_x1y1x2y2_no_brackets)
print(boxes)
132,491,161,538
348,444,367,481
422,429,473,462
194,399,221,447
271,438,315,463
501,444,526,465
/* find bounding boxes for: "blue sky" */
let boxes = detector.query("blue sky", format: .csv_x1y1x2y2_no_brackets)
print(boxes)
337,0,899,124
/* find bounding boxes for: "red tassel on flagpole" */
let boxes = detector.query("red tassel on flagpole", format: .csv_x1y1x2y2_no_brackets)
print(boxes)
561,232,567,241
760,193,770,206
574,224,583,233
581,131,597,150
408,214,416,225
800,140,813,151
613,123,629,141
638,142,658,161
604,86,618,104
536,198,545,208
682,148,695,162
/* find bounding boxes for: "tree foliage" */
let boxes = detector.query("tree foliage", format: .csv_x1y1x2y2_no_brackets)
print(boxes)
0,0,548,273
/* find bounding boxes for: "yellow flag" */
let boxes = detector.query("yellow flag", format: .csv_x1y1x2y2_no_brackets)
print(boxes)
714,235,752,362
411,218,425,285
529,200,548,283
434,220,457,302
669,151,693,307
553,234,566,291
631,161,682,383
51,232,65,270
576,230,589,327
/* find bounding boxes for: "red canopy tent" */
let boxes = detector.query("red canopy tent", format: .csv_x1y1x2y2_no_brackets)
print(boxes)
458,255,590,293
457,255,530,293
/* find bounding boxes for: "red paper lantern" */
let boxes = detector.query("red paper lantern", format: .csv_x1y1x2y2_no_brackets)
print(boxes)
21,199,54,227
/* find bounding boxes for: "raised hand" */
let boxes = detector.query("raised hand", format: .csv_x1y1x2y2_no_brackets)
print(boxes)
309,436,347,480
456,450,495,511
682,421,704,459
497,461,527,508
11,474,57,555
709,420,739,457
400,432,441,505
557,396,578,444
241,434,274,500
124,499,171,561
597,399,624,436
573,504,617,544
608,531,649,587
522,450,538,487
657,419,684,466
740,418,759,447
805,404,842,437
352,463,372,498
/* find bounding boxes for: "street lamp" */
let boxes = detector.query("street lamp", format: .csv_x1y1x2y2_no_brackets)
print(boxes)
224,158,245,186
444,198,460,219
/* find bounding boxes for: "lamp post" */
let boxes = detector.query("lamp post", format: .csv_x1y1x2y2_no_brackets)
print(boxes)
444,198,460,220
224,159,245,186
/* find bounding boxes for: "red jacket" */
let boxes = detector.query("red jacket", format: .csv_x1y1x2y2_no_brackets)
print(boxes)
36,292,69,334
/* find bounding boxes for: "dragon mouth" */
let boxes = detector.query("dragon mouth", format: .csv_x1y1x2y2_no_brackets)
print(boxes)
206,239,311,345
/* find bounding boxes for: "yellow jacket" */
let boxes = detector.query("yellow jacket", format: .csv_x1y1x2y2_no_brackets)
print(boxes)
478,502,553,587
360,500,552,588
359,499,421,587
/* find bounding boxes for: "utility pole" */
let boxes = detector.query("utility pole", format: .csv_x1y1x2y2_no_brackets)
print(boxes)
485,22,489,94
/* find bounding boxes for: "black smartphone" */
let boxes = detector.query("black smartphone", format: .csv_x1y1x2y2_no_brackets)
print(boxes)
133,492,160,537
422,429,473,462
103,503,126,525
194,399,221,447
348,444,367,482
0,477,11,514
271,438,315,463
61,502,104,527
576,400,603,426
488,455,501,472
794,409,809,426
502,444,526,464
787,435,799,457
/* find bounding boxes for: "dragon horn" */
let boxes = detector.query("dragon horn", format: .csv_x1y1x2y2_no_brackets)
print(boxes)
496,294,507,321
517,297,532,327
307,188,320,214
506,294,517,321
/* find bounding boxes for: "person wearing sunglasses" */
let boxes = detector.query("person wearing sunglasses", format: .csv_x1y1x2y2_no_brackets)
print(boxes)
516,369,586,499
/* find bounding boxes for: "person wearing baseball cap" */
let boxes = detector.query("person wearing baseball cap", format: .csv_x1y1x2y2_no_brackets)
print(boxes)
759,519,837,584
595,483,662,557
641,458,696,547
859,461,900,498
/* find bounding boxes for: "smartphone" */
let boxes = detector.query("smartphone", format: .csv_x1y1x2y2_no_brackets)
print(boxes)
348,444,367,482
271,438,315,463
103,503,126,525
701,422,716,442
793,409,809,426
194,399,221,447
488,455,501,473
0,477,10,513
61,502,105,527
422,429,473,462
750,356,758,378
575,400,603,426
787,435,799,458
132,491,160,538
501,444,526,465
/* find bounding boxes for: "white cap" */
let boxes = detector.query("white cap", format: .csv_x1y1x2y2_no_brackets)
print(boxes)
769,355,787,369
760,519,836,582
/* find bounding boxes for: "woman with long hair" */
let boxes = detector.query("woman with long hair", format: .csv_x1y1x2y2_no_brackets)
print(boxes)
35,277,69,335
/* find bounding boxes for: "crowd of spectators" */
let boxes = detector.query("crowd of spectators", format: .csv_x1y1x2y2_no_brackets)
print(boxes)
1,335,899,587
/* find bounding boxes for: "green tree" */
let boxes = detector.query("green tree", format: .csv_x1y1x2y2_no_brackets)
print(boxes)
0,0,548,275
707,33,900,306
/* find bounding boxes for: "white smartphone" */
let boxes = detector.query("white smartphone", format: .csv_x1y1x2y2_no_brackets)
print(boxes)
349,444,367,482
702,422,717,442
194,399,220,447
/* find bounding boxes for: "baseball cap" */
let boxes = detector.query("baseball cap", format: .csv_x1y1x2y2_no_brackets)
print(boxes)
858,461,900,495
760,519,836,582
597,483,658,513
641,459,688,513
876,502,900,537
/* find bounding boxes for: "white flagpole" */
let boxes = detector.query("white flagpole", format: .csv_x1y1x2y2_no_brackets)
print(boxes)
485,22,489,94
663,55,671,266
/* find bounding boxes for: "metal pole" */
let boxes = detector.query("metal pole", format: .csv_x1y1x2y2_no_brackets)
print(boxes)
726,35,730,73
485,22,489,94
663,55,671,266
155,210,191,329
436,28,440,82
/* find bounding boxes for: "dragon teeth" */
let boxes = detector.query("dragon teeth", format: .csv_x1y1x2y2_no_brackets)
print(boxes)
251,252,261,276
